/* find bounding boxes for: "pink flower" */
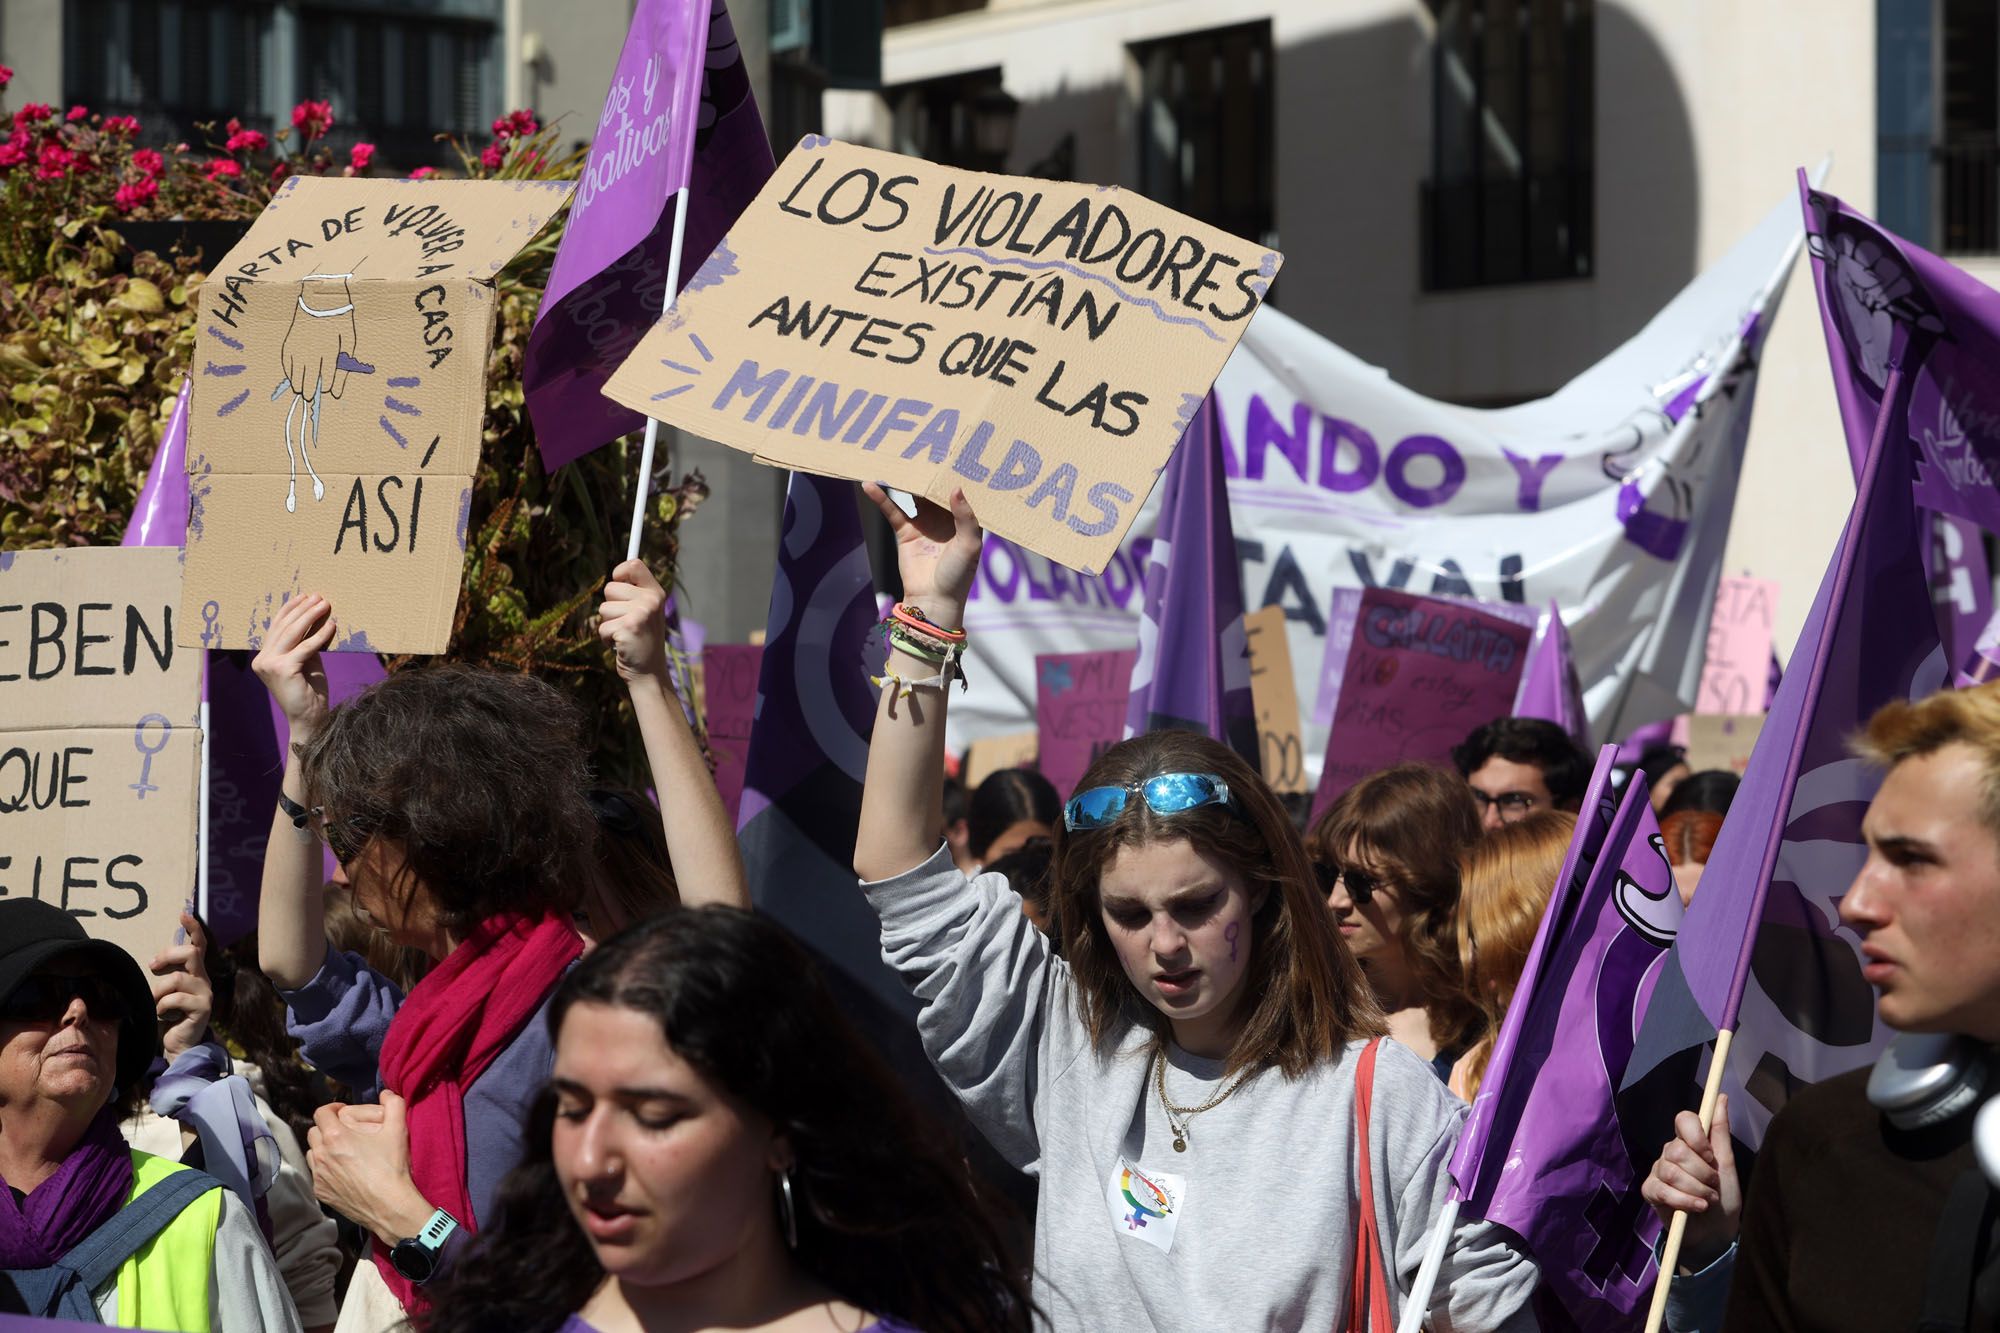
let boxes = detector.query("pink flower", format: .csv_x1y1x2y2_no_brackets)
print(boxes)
33,140,74,179
114,176,158,212
14,103,51,126
65,105,88,122
348,141,374,173
271,160,291,182
409,165,437,180
130,147,164,176
204,156,242,180
517,149,544,174
0,66,13,90
290,99,334,140
225,127,268,153
479,141,505,170
101,115,141,136
507,109,539,138
0,133,26,170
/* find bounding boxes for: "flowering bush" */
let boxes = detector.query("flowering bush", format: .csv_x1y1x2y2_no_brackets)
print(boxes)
0,89,707,777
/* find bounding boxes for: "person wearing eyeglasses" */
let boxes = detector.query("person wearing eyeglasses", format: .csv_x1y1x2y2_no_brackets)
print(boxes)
851,487,1538,1333
0,899,301,1330
1308,765,1487,1082
1450,717,1591,832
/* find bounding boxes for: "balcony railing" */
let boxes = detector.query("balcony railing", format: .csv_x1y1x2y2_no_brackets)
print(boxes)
1936,136,2000,257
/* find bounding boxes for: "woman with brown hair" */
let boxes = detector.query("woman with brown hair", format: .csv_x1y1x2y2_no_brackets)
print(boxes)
1450,809,1577,1101
1309,764,1487,1078
852,488,1538,1332
1659,808,1724,906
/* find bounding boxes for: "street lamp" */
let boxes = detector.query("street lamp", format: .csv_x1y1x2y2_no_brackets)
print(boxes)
968,87,1020,170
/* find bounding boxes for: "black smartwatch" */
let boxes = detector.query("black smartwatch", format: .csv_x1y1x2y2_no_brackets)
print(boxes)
389,1208,458,1284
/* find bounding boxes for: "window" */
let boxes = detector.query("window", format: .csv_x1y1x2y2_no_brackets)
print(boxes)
64,0,276,140
1423,0,1594,290
888,69,1004,170
299,3,500,165
1132,23,1277,252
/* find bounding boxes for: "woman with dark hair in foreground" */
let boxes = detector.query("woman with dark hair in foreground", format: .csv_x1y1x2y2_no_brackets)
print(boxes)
421,909,1030,1333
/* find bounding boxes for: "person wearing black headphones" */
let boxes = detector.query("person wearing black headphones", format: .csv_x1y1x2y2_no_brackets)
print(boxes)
1641,680,2000,1331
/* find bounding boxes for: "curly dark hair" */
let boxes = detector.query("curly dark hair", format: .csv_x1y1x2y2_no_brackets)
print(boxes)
207,929,337,1145
420,909,1033,1333
1449,716,1591,807
297,664,597,926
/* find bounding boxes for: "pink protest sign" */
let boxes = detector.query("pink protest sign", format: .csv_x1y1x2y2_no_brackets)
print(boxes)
1695,576,1778,715
1036,650,1137,799
703,644,763,825
1312,588,1533,816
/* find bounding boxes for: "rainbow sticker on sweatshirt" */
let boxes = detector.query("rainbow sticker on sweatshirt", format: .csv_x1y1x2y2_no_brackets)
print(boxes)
1104,1157,1185,1255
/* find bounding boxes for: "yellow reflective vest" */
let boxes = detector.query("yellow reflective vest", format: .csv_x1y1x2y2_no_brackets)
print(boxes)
109,1150,222,1332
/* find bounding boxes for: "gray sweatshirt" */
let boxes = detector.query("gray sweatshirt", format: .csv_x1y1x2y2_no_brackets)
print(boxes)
864,845,1540,1333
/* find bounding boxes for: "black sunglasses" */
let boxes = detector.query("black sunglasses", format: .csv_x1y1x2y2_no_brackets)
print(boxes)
1313,861,1381,906
1,974,127,1025
309,809,375,867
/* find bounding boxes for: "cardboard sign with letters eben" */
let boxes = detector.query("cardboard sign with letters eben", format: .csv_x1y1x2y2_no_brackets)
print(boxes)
0,547,201,963
603,138,1282,574
180,177,572,655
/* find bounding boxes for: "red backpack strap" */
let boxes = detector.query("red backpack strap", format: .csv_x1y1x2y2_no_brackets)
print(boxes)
1345,1039,1397,1333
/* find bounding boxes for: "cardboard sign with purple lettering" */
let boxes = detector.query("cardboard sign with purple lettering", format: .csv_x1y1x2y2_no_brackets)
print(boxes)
0,548,199,963
1313,588,1532,815
1695,575,1778,716
602,138,1281,574
702,643,762,824
1035,649,1135,799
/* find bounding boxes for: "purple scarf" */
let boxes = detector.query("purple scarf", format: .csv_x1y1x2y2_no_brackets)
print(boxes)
0,1108,134,1267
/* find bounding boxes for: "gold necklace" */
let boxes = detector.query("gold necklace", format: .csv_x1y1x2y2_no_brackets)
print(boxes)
1153,1047,1255,1152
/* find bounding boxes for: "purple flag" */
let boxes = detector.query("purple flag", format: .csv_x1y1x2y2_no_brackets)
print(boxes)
736,473,909,1017
1930,511,1992,664
1622,183,1946,1166
122,379,193,549
1451,747,1682,1329
526,0,775,470
1512,599,1587,744
1122,396,1257,766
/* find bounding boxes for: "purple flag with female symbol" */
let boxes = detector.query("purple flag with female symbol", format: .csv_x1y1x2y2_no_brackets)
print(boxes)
1121,396,1257,767
527,0,775,469
1512,600,1588,744
1622,182,1946,1182
1450,746,1683,1330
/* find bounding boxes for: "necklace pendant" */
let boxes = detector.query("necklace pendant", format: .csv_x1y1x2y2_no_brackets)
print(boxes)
1172,1133,1187,1152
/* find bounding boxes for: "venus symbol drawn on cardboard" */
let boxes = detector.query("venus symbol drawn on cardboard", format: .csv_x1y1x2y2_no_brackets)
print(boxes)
182,177,571,655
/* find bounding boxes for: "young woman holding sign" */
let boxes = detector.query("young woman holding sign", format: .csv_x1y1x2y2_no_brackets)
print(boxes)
251,559,746,1322
852,487,1539,1332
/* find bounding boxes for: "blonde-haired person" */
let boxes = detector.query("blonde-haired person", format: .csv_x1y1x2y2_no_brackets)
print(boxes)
852,488,1538,1332
1449,810,1577,1101
1309,765,1487,1078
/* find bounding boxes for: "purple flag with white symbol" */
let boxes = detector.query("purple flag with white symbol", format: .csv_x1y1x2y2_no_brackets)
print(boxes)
1512,599,1588,744
736,473,910,1018
1451,747,1682,1330
1122,396,1257,766
1622,181,1945,1181
122,378,386,942
527,0,775,470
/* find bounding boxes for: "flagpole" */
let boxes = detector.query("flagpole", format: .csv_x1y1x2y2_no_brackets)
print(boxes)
1643,1026,1735,1333
625,184,692,562
1397,1194,1458,1333
197,666,212,926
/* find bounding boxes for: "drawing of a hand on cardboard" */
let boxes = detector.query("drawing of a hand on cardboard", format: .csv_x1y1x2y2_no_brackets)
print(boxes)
272,275,360,513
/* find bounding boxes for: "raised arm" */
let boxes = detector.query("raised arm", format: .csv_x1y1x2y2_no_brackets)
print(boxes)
854,485,983,884
251,594,338,990
598,559,750,909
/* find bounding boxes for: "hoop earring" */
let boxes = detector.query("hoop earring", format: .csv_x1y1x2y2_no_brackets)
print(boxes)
777,1167,798,1250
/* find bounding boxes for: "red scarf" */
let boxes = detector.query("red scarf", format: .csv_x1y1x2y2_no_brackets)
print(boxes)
372,911,581,1312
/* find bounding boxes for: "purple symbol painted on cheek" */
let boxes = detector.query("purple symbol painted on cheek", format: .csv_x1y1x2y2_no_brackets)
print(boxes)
1225,921,1240,963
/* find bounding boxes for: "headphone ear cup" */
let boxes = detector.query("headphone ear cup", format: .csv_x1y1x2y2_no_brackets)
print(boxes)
1976,1096,2000,1189
1868,1032,1988,1131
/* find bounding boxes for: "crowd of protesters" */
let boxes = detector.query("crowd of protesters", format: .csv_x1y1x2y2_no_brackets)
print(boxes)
4,489,1996,1332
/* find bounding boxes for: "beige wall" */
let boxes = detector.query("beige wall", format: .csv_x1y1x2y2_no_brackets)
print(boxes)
828,0,1879,662
0,0,63,110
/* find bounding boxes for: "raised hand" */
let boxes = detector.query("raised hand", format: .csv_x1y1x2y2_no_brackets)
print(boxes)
282,275,360,402
861,484,983,625
150,909,213,1060
597,559,670,684
252,593,337,742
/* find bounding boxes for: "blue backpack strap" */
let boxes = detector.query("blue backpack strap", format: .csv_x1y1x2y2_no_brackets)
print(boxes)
3,1166,224,1322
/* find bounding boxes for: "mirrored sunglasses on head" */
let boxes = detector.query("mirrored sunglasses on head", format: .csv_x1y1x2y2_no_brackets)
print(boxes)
1063,772,1233,831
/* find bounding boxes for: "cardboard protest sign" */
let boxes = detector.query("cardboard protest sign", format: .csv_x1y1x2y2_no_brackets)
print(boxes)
963,730,1037,789
702,643,762,825
1313,588,1533,815
1695,576,1778,715
603,137,1282,574
0,548,200,962
181,177,572,654
1685,712,1764,775
1035,649,1136,799
1244,606,1307,794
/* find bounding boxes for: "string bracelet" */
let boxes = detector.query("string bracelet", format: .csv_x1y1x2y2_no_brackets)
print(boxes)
886,623,951,664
